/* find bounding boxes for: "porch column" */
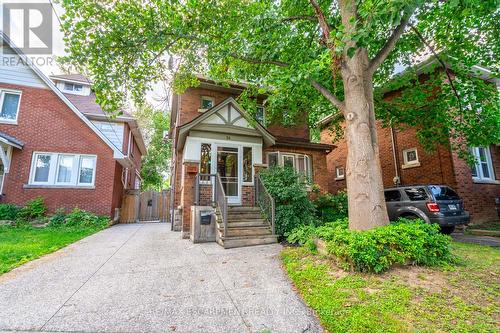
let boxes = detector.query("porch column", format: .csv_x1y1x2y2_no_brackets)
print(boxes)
181,161,199,239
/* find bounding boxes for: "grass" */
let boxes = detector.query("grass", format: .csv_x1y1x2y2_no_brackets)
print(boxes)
281,242,500,333
467,220,500,231
0,225,104,274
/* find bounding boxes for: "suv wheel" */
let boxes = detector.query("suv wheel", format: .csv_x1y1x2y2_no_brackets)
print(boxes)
440,226,455,234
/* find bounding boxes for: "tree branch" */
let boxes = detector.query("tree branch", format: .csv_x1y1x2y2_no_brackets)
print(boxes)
229,54,345,112
281,15,317,22
310,80,345,112
309,0,331,44
368,8,416,74
409,24,463,114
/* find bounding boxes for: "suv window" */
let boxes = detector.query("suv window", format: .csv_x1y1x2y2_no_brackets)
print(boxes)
404,188,429,201
429,186,460,200
384,190,401,202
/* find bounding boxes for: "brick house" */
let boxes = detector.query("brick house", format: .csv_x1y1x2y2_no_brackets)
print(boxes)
0,33,145,217
169,77,333,246
319,64,499,224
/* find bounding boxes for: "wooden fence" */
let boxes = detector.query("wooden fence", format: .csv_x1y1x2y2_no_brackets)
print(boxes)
120,189,170,223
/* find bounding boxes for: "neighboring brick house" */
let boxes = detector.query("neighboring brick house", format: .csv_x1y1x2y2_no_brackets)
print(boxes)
169,76,333,239
0,33,146,217
319,64,499,224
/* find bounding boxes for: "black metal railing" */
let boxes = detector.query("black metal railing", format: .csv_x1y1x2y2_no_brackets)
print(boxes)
195,173,228,238
255,174,275,235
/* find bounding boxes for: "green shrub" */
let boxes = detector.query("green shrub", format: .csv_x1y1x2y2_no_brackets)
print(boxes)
0,204,20,220
319,218,453,273
64,208,109,229
286,224,317,245
48,208,67,227
16,197,47,221
313,191,348,223
259,167,316,237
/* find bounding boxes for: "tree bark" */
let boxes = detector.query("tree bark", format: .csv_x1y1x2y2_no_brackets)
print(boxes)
339,0,390,230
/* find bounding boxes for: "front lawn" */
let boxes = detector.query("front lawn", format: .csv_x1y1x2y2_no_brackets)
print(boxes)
281,242,500,332
0,225,103,274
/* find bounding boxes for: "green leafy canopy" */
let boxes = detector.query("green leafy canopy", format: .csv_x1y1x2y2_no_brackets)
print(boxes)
60,0,499,157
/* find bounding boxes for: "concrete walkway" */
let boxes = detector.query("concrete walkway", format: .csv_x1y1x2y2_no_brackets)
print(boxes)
451,233,500,247
0,223,321,333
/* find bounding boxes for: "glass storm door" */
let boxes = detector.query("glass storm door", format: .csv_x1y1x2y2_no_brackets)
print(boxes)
217,146,240,204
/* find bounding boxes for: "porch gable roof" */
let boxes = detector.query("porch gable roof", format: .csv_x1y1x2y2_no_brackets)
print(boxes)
177,97,276,150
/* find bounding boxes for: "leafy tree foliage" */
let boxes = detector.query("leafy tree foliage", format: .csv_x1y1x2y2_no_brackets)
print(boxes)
59,0,498,229
135,105,171,191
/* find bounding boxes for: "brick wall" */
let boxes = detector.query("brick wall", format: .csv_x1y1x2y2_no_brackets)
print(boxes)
177,87,310,140
0,83,119,216
242,185,254,206
451,145,500,223
321,121,500,223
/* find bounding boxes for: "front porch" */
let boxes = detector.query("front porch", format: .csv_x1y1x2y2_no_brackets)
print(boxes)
192,173,277,248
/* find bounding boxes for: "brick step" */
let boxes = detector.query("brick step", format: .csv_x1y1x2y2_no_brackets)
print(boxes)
217,235,278,249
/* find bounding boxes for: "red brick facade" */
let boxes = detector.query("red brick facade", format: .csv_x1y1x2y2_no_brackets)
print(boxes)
321,122,500,223
170,80,332,234
0,83,140,217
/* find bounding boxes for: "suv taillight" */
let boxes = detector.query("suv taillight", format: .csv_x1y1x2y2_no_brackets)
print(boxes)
426,202,440,212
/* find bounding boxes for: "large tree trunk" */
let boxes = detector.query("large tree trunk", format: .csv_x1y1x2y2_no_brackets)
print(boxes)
339,0,390,230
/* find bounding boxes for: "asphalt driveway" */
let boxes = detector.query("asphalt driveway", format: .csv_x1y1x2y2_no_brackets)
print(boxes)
0,223,321,333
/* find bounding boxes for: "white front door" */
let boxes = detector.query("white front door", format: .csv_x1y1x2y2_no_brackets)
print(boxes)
215,146,241,205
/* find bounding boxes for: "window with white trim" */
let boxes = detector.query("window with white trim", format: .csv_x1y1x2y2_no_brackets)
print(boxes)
29,153,97,187
0,90,21,123
267,152,313,182
402,148,420,168
256,106,265,125
199,96,215,111
470,146,495,181
64,83,83,92
335,166,345,180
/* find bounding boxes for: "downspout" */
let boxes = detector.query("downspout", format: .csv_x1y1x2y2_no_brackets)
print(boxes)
390,125,400,186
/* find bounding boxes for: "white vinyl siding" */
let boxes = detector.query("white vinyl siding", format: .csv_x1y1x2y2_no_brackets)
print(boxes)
29,152,97,187
91,121,124,150
0,45,47,88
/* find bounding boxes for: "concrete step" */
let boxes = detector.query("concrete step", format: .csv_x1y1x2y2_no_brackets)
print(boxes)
218,235,278,249
228,206,260,212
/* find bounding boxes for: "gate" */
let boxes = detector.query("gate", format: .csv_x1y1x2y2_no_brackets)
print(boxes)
120,189,170,223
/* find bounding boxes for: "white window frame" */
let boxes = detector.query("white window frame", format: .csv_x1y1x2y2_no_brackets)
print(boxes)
199,96,215,112
55,154,77,185
77,155,98,186
402,148,420,169
242,146,253,185
335,166,345,180
63,82,83,93
282,154,296,169
0,89,22,124
470,146,495,181
256,105,265,125
29,152,97,187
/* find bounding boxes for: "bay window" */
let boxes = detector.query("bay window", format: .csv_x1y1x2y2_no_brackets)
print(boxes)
267,152,313,182
29,152,97,187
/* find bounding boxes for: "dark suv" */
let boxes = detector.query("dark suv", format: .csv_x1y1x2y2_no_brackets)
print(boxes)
384,185,470,234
